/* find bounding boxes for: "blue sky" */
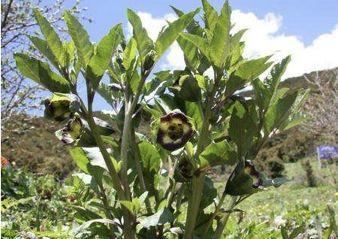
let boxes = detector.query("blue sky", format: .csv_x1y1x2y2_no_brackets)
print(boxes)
78,0,338,45
43,0,338,111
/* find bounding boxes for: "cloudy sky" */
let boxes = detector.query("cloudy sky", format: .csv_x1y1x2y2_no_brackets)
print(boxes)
73,0,338,79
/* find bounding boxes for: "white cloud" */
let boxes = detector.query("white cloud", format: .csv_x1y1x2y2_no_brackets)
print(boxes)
131,10,338,79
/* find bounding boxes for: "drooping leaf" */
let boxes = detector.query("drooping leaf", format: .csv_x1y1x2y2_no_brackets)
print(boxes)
177,36,199,69
86,24,122,88
33,9,67,68
64,11,93,67
69,147,90,174
139,141,161,172
229,102,257,156
155,9,199,60
199,140,237,168
127,9,153,61
14,53,70,93
185,101,203,130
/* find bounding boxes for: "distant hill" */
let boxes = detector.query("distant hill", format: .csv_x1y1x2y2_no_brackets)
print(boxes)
1,68,336,178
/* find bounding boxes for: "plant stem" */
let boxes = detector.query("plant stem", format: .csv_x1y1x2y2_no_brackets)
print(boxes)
183,70,221,238
130,129,153,214
202,193,227,236
212,196,238,239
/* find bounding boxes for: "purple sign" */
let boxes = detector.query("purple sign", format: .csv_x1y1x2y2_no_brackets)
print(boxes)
317,145,338,160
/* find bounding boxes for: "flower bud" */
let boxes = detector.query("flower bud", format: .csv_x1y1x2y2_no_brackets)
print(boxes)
156,111,195,151
174,156,195,182
44,93,79,121
143,51,155,71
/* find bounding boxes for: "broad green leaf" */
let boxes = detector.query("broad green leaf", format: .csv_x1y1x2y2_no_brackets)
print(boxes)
264,91,299,133
252,78,270,111
97,83,114,105
185,101,203,130
229,29,246,66
122,38,137,70
69,147,90,174
64,11,93,67
229,102,257,156
170,75,201,102
171,6,204,35
225,56,272,95
139,208,174,229
201,0,218,31
127,9,153,61
236,56,272,80
199,140,236,168
210,1,231,67
33,9,67,68
195,74,206,90
86,24,122,88
14,53,70,93
266,55,291,92
180,33,210,61
155,9,199,60
139,141,161,172
28,36,59,70
120,198,141,214
177,36,199,69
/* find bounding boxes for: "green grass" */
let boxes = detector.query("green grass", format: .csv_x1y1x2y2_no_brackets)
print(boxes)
218,159,337,238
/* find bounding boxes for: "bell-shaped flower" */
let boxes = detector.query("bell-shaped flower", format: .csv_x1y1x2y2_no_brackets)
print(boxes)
156,111,195,151
55,116,84,145
244,160,263,188
44,93,79,121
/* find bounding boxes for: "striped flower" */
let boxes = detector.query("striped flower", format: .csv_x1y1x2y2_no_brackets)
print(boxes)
55,116,84,145
244,160,263,188
44,93,79,121
156,111,195,151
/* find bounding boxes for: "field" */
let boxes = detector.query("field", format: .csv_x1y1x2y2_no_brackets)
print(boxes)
1,157,337,238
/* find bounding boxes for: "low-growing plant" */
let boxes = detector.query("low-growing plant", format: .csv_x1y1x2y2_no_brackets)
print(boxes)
14,0,309,238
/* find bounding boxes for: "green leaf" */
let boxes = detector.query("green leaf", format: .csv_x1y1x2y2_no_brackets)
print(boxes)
199,140,237,168
195,74,207,90
177,36,199,69
69,147,90,173
86,24,122,88
14,53,70,93
33,9,67,68
264,91,299,133
28,36,59,70
139,141,161,172
201,0,218,31
155,9,199,60
180,33,210,61
210,1,231,67
225,56,272,95
266,55,291,92
185,102,203,130
139,208,174,229
229,102,257,156
123,38,137,70
64,11,93,67
127,9,153,61
170,75,201,102
120,198,141,214
236,56,272,80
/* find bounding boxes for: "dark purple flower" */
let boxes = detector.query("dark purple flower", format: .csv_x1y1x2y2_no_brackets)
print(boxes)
156,111,195,151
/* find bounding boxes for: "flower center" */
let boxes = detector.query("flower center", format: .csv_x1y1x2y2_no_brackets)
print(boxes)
167,123,184,141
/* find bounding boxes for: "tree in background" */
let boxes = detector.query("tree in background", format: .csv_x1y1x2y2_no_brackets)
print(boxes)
1,0,90,122
302,69,338,144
